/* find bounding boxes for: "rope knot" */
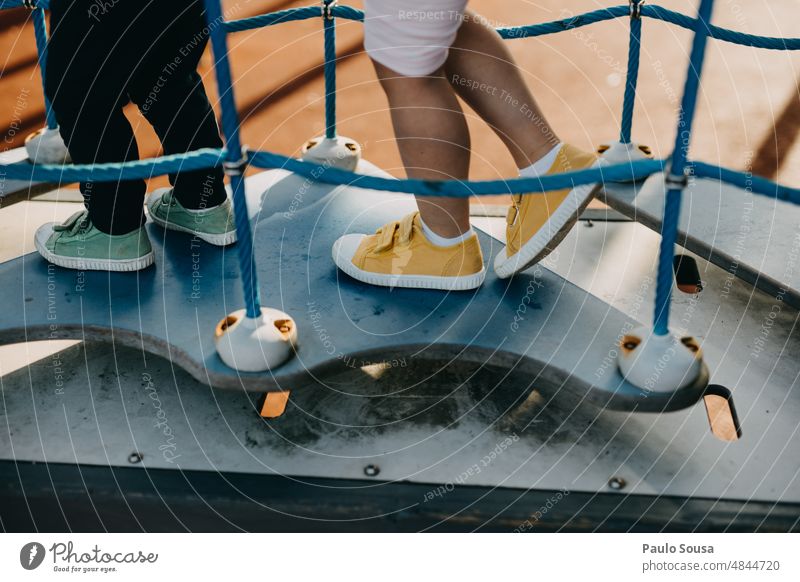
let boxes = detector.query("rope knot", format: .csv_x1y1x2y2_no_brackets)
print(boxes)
322,0,338,20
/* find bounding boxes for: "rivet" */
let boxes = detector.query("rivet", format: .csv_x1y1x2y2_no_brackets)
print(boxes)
364,464,380,477
128,452,143,464
608,476,626,490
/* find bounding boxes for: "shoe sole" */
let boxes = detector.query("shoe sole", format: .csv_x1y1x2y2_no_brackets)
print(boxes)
494,160,605,279
34,238,154,272
332,240,486,291
145,198,237,247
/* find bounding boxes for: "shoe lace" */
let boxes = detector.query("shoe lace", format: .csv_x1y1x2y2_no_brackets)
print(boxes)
159,190,176,207
53,210,92,236
372,211,417,252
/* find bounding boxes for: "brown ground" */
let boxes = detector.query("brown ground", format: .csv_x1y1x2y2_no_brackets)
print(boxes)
1,0,799,196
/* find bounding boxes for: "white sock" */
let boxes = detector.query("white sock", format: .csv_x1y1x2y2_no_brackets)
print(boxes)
419,216,474,247
519,142,563,178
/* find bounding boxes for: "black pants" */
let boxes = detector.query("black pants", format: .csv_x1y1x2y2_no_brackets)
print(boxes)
46,0,226,234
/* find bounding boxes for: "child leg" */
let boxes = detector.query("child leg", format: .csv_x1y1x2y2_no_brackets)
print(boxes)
127,0,226,211
127,0,236,246
331,0,486,291
371,62,471,238
443,11,603,278
445,11,560,168
45,0,147,235
35,0,154,272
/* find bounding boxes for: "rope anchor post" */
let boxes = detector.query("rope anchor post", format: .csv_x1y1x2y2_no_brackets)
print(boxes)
618,164,706,394
214,152,299,372
302,0,362,171
617,0,716,395
202,0,298,373
214,308,298,373
598,0,653,181
301,136,361,171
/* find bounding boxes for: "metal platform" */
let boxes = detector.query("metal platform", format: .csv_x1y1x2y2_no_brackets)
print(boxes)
0,162,704,411
1,215,798,531
0,147,53,206
603,172,800,309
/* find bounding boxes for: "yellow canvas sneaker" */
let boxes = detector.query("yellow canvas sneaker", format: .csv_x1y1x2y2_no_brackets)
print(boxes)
494,143,604,278
332,211,486,290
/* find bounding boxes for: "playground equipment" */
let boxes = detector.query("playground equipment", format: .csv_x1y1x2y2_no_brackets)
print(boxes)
0,0,798,413
1,0,799,532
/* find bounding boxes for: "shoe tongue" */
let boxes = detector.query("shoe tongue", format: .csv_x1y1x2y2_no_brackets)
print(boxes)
54,210,90,233
373,212,419,252
374,221,400,252
397,212,417,244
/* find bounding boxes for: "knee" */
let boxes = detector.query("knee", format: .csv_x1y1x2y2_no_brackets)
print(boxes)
372,59,448,104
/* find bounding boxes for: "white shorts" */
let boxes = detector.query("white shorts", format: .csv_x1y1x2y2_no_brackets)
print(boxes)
364,0,469,77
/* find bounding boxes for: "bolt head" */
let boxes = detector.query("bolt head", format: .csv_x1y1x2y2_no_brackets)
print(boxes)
608,476,626,490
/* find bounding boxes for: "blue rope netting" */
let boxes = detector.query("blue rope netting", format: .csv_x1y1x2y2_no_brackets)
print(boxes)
619,0,642,145
2,0,800,336
2,0,798,199
653,0,715,337
30,6,56,129
323,0,337,139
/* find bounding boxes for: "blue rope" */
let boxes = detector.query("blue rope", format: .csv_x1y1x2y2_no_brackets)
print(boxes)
692,161,800,205
642,4,800,50
619,1,642,144
219,4,800,50
2,150,798,207
0,148,224,182
323,0,336,140
248,150,659,195
30,6,56,129
0,0,51,9
203,0,261,320
652,0,716,337
224,6,327,33
498,6,630,40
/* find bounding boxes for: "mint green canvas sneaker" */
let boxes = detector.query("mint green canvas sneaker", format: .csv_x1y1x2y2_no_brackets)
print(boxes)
34,210,154,272
146,187,237,246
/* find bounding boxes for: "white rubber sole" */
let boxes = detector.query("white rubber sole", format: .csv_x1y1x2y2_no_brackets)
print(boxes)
332,235,486,291
34,224,154,272
494,160,605,279
145,191,237,247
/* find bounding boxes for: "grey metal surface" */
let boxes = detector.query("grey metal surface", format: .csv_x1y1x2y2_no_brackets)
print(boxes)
603,173,800,309
0,162,696,411
0,147,53,206
1,220,798,504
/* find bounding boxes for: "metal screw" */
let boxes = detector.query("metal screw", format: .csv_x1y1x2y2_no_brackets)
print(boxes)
364,464,380,477
128,452,143,464
608,476,626,490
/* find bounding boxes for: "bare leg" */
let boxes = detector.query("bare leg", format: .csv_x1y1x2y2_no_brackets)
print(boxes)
373,62,472,238
445,12,560,169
